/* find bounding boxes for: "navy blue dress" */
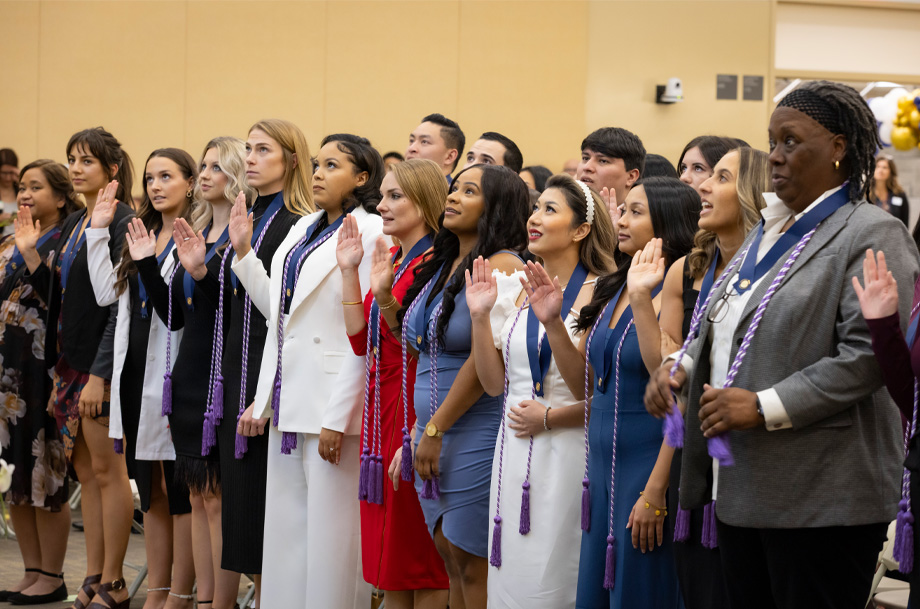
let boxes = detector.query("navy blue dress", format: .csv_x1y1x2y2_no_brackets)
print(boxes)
577,306,681,609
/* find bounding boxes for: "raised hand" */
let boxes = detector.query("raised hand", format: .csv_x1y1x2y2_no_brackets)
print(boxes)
91,180,120,228
173,218,207,279
13,205,40,253
465,256,498,319
369,237,396,300
600,186,621,226
335,214,364,272
126,218,156,260
852,249,899,321
228,191,253,257
521,260,563,323
627,238,665,297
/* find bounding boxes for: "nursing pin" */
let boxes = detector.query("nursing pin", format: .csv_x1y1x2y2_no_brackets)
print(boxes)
535,382,541,392
417,335,423,345
287,288,292,297
739,279,751,289
187,297,192,305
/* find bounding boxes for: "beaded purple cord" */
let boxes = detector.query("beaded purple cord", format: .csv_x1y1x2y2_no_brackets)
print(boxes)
895,378,919,573
368,316,384,505
489,300,528,568
580,302,608,532
271,226,342,455
201,246,232,456
602,318,634,590
359,307,374,502
420,301,445,500
664,245,750,448
233,209,281,459
161,264,180,417
710,226,819,466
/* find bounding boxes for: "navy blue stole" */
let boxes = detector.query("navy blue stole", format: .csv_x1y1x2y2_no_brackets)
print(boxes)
5,230,57,277
369,235,432,350
410,263,448,351
281,210,349,314
60,213,89,293
137,235,175,319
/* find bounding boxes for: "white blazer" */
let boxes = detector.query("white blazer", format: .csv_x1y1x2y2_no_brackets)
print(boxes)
86,228,180,460
231,207,387,435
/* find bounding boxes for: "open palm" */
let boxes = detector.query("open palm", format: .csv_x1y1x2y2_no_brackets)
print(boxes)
91,180,119,229
369,237,395,299
465,256,497,317
522,260,563,324
627,238,665,296
126,218,156,260
228,191,252,254
852,249,899,320
13,206,40,253
173,218,206,273
335,214,364,271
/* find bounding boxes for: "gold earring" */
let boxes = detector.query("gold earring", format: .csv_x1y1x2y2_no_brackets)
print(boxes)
834,160,840,170
186,189,193,198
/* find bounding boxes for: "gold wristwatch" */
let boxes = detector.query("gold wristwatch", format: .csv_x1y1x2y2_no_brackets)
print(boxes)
425,422,444,438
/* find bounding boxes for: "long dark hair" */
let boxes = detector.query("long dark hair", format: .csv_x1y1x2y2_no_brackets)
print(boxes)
398,164,529,345
18,159,84,221
319,134,384,215
66,127,134,205
115,148,197,295
577,177,700,332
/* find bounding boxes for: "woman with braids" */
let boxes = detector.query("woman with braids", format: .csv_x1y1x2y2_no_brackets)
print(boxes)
338,158,450,609
645,146,769,609
19,128,135,609
234,133,384,607
0,160,81,605
465,174,615,607
646,80,920,608
87,148,196,608
135,137,252,609
399,164,528,609
201,119,308,606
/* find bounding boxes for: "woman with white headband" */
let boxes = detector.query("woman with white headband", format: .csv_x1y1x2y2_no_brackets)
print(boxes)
466,174,615,607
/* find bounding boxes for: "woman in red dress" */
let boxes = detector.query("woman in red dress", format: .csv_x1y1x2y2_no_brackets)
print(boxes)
337,158,450,608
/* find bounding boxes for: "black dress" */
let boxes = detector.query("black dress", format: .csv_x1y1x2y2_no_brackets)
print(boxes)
138,240,228,494
119,269,191,516
667,259,728,609
196,193,299,573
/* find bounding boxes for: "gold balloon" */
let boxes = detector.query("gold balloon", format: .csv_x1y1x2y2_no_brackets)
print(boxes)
911,109,920,130
891,126,919,151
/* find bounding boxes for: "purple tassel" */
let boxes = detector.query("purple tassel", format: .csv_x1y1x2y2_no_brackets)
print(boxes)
581,478,591,531
431,475,440,498
895,498,915,573
371,456,383,505
113,438,124,455
280,431,297,454
201,412,217,456
603,535,616,589
235,431,248,459
519,481,531,535
707,434,734,466
489,516,503,567
161,374,172,416
271,373,282,427
674,506,690,542
663,409,684,448
212,376,224,425
358,448,370,501
421,475,441,500
702,501,718,549
400,429,413,482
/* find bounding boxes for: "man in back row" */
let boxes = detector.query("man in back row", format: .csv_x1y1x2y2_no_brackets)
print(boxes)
406,113,465,183
462,131,523,173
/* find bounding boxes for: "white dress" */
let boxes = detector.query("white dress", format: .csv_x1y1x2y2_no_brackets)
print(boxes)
486,294,589,609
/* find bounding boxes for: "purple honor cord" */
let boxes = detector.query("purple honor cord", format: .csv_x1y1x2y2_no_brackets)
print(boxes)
895,377,919,573
202,246,232,456
419,301,445,501
161,264,181,416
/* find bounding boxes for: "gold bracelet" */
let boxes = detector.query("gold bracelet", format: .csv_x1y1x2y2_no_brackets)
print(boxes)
378,296,400,310
639,491,668,517
342,300,363,306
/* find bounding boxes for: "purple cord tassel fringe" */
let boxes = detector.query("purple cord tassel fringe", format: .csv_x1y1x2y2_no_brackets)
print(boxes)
707,435,734,466
674,505,690,542
358,449,370,501
895,498,915,573
234,431,248,459
400,430,413,482
664,408,684,448
201,413,217,456
519,482,531,535
113,438,123,455
702,501,718,549
212,376,224,425
161,374,172,416
489,516,502,567
581,478,590,531
603,535,616,589
280,431,297,454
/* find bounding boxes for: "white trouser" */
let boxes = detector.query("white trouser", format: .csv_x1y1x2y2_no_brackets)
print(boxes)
260,429,370,609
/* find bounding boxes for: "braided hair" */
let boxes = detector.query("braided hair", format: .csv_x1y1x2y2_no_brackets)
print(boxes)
398,164,529,346
778,80,880,202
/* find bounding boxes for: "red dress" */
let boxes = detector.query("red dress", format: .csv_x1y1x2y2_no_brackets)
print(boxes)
347,247,449,591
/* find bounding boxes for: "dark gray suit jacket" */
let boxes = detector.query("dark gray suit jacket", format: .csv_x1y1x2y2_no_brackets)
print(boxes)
680,200,920,529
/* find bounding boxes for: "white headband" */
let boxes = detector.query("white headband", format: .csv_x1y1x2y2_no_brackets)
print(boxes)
576,180,595,225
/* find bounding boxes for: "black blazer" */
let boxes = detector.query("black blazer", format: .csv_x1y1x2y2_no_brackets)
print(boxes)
25,203,134,376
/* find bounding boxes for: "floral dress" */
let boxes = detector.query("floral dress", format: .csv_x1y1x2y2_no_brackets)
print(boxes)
0,232,68,510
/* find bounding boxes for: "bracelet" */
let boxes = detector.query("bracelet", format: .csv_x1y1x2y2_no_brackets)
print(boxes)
341,300,362,306
639,491,668,517
543,406,552,431
378,296,400,310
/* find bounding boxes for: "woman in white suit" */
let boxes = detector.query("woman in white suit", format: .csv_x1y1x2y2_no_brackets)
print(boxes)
233,134,386,608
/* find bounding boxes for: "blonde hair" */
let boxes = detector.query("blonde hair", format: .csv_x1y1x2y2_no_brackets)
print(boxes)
191,136,254,233
248,119,314,217
543,174,617,276
389,159,447,236
686,147,770,277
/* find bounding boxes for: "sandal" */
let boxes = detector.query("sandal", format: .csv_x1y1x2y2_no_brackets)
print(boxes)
71,574,102,609
86,578,129,609
8,570,68,605
0,568,42,602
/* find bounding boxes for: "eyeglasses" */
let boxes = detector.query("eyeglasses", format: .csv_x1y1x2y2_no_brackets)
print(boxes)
706,281,739,324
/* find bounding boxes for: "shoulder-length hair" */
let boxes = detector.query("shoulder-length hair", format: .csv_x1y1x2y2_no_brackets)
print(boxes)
248,119,314,217
190,136,254,233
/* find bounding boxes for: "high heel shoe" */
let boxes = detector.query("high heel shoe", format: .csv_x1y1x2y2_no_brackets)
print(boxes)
8,570,68,605
86,578,130,609
70,574,102,609
0,568,42,602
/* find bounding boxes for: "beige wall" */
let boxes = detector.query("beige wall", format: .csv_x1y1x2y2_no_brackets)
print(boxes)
3,0,775,190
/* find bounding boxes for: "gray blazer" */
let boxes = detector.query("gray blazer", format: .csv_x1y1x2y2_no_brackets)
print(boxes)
680,200,920,529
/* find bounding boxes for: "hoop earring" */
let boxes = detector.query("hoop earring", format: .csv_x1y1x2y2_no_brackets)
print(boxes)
186,189,193,198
